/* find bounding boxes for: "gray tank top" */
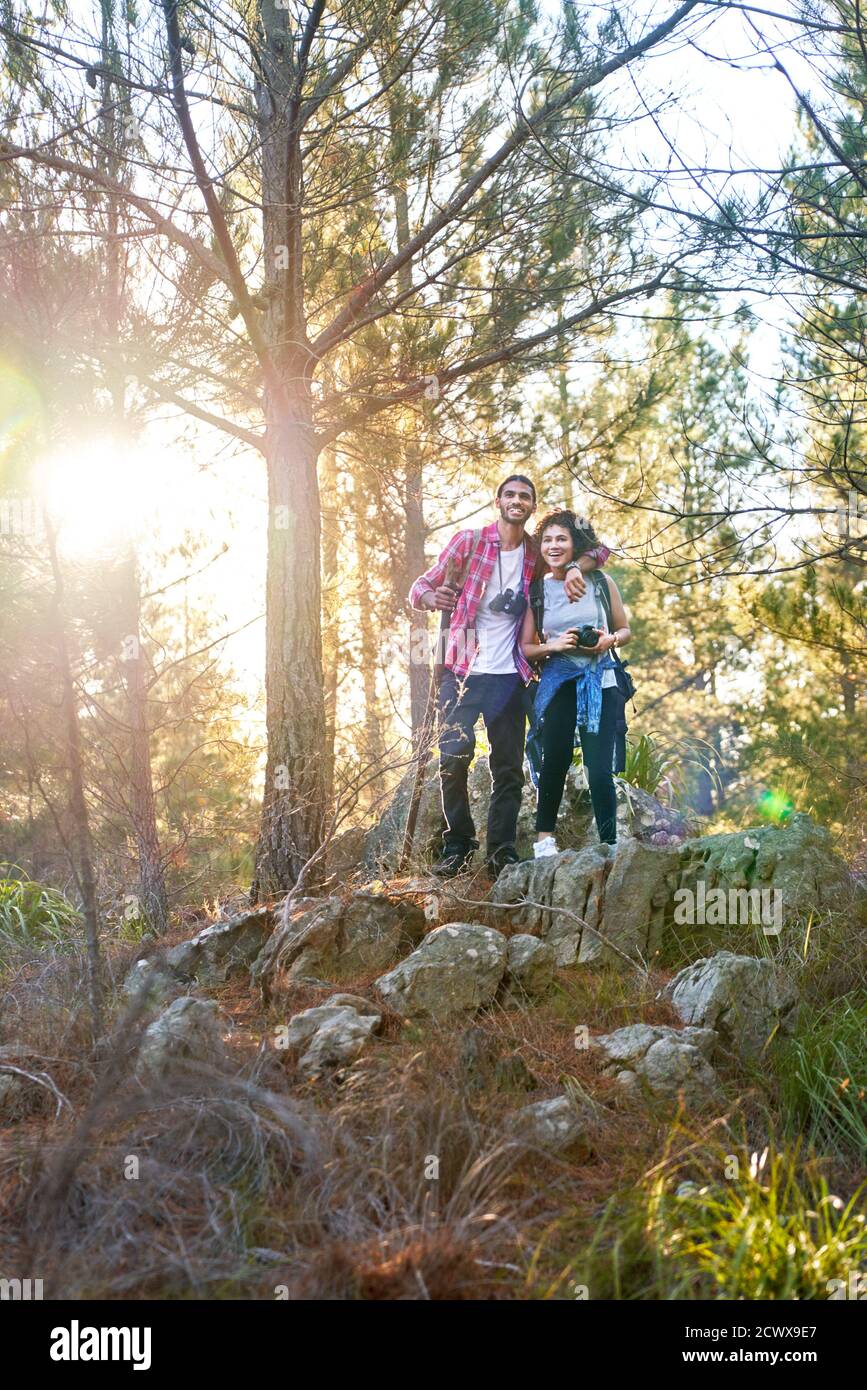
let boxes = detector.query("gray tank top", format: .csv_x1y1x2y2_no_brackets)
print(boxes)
541,575,618,685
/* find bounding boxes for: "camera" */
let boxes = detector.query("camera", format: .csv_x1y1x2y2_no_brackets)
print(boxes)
489,588,527,617
577,624,600,648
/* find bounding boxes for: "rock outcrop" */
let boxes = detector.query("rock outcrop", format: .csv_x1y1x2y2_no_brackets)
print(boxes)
592,1023,721,1106
136,996,231,1084
125,907,275,1000
486,813,860,969
660,952,799,1058
674,814,853,921
375,923,508,1020
252,887,427,995
491,840,680,967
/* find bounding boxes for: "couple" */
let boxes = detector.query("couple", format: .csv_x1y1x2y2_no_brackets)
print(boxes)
409,474,632,878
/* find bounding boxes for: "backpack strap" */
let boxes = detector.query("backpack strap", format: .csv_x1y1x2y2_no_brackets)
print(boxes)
447,527,483,590
593,570,613,630
593,570,637,705
529,576,545,641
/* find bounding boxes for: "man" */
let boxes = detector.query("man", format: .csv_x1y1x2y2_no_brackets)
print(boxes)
409,475,610,877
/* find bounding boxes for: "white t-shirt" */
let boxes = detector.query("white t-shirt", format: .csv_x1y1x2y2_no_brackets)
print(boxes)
472,543,525,675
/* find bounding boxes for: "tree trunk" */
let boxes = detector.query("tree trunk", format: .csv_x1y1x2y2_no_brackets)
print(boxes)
98,21,168,932
253,387,327,897
119,550,169,932
320,446,340,806
44,512,103,1038
354,484,386,782
392,179,430,743
404,456,430,741
252,7,327,895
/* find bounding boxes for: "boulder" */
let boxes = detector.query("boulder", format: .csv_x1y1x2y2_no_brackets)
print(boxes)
491,846,611,964
508,1095,596,1154
614,780,695,846
592,1023,720,1107
135,996,231,1084
660,952,799,1058
320,993,382,1016
122,957,187,1006
375,923,508,1020
579,838,680,965
124,907,275,999
281,1003,382,1077
253,888,427,993
164,907,275,986
501,934,555,1001
674,813,856,922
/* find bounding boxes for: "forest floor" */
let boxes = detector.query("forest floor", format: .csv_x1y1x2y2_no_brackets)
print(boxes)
1,865,865,1301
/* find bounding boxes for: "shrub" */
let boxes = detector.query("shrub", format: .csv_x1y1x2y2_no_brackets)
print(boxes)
618,732,717,803
0,866,80,951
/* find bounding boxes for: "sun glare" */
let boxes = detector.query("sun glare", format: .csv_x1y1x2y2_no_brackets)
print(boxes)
38,438,153,558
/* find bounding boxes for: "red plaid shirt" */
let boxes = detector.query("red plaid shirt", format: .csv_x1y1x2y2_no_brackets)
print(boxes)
409,521,610,681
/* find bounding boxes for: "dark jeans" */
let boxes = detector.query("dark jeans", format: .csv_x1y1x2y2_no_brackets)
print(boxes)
535,681,618,843
437,670,526,859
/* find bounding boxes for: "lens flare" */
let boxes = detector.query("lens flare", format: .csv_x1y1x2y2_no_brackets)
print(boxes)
757,789,794,823
0,359,44,464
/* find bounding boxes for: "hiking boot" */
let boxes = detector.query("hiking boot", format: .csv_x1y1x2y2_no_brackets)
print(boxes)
486,846,521,876
432,848,474,879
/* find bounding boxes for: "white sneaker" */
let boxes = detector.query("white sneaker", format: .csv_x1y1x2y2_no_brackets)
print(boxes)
534,836,559,859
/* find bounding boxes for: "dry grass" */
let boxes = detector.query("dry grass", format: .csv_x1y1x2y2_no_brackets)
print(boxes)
2,882,861,1301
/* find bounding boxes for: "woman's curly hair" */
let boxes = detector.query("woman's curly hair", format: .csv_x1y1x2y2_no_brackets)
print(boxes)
534,508,599,564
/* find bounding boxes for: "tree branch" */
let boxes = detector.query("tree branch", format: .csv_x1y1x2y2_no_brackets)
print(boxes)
0,138,231,287
316,268,674,444
142,378,265,452
310,0,700,358
159,0,283,398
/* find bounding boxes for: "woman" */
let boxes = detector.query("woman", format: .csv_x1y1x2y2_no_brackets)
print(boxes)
520,510,632,857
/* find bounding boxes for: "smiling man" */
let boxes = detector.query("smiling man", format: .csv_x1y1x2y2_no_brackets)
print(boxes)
409,475,610,877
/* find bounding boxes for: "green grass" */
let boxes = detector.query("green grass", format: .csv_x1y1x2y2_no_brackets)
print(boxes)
539,1137,867,1300
776,995,867,1158
0,865,81,950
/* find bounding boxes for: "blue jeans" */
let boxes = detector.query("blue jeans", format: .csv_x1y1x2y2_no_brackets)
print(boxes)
437,671,525,859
